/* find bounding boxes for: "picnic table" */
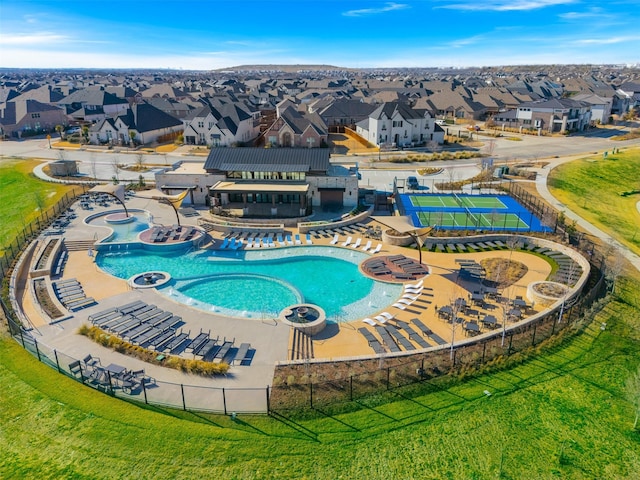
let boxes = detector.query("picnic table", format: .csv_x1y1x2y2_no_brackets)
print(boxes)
481,314,498,328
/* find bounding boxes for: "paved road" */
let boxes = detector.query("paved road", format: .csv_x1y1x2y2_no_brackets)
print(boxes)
2,134,639,273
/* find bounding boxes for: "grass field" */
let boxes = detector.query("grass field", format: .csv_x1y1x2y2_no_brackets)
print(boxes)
548,147,640,256
1,158,640,479
0,158,76,252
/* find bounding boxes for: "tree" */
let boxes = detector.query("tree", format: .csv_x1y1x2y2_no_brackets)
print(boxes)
625,366,640,430
111,157,121,183
129,130,137,147
82,126,89,144
135,153,144,171
55,124,64,139
89,153,98,180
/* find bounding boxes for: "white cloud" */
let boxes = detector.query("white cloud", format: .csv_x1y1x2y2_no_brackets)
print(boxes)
572,35,640,45
439,0,575,12
343,2,410,17
0,32,70,46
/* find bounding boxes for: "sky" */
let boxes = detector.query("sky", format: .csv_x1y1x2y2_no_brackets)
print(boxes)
1,0,639,69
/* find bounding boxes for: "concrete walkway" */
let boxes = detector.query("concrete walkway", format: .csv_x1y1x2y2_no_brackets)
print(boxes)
534,155,640,273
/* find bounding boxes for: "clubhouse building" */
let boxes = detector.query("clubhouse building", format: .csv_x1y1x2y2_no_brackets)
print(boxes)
155,148,358,218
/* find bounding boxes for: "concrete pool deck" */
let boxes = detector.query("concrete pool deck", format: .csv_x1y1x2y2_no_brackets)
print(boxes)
16,194,552,391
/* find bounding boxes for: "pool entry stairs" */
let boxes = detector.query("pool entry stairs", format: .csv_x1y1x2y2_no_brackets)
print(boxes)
64,239,97,252
290,329,314,360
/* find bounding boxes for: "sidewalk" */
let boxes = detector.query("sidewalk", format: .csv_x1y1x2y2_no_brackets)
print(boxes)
534,155,640,273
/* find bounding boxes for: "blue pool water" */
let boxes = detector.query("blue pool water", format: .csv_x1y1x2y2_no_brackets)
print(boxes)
97,246,403,322
87,212,151,243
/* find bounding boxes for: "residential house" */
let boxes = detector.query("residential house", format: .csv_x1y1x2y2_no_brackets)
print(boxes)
309,98,377,129
182,99,259,146
57,88,129,122
88,101,182,145
0,99,68,138
262,106,328,148
355,102,444,148
617,82,640,110
572,93,612,124
493,98,591,133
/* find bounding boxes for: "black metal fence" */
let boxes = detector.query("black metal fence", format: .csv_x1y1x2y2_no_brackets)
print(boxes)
269,261,607,413
0,184,609,415
0,186,88,279
1,302,269,413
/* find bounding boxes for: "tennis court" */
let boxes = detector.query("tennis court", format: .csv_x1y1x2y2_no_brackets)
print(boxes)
397,193,551,232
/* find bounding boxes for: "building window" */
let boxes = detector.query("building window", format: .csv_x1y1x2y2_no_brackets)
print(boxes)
197,121,204,128
31,113,40,119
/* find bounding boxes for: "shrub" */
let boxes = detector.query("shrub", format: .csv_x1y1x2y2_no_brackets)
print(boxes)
78,325,229,376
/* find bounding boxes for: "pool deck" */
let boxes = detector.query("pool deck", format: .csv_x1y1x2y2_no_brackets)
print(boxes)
17,195,552,391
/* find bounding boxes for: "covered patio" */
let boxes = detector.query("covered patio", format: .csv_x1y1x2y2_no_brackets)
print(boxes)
210,181,310,218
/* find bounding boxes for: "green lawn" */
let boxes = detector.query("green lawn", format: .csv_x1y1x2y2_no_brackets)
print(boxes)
548,147,640,256
0,158,76,253
1,158,640,479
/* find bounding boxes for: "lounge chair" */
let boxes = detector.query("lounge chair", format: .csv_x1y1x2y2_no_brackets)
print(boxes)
351,238,362,249
306,233,313,245
341,236,352,247
362,318,377,326
232,343,253,365
294,234,302,245
371,243,382,254
220,238,229,249
329,234,339,245
286,234,294,246
361,240,372,252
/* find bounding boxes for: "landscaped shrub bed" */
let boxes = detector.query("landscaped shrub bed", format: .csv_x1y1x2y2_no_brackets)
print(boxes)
78,325,230,376
33,278,63,319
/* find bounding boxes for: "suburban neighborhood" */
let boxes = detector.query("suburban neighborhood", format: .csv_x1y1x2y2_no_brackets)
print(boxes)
4,0,640,473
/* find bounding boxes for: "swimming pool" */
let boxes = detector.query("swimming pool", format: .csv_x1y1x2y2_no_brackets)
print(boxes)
86,211,151,243
97,246,403,322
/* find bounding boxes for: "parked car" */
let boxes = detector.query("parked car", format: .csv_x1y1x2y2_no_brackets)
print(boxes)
65,126,81,134
407,176,420,190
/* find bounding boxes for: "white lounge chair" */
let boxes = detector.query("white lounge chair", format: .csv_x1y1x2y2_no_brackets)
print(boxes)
294,234,302,245
371,243,382,254
402,294,420,301
351,238,362,249
276,233,285,247
267,234,275,247
329,234,339,245
374,315,389,324
286,234,294,246
306,233,313,245
405,279,424,289
341,236,352,247
245,237,254,248
361,240,372,252
392,303,408,310
363,318,377,326
378,312,395,322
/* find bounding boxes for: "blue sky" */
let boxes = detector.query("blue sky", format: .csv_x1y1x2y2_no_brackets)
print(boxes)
1,0,638,69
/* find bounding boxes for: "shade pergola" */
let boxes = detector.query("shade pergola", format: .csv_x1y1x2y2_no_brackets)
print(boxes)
371,215,434,264
89,184,128,217
136,189,190,226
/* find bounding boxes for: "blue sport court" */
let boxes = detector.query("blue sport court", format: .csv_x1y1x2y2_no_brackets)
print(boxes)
396,193,551,232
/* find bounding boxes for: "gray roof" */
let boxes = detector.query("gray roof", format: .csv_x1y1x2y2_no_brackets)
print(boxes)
204,148,330,172
370,102,424,120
